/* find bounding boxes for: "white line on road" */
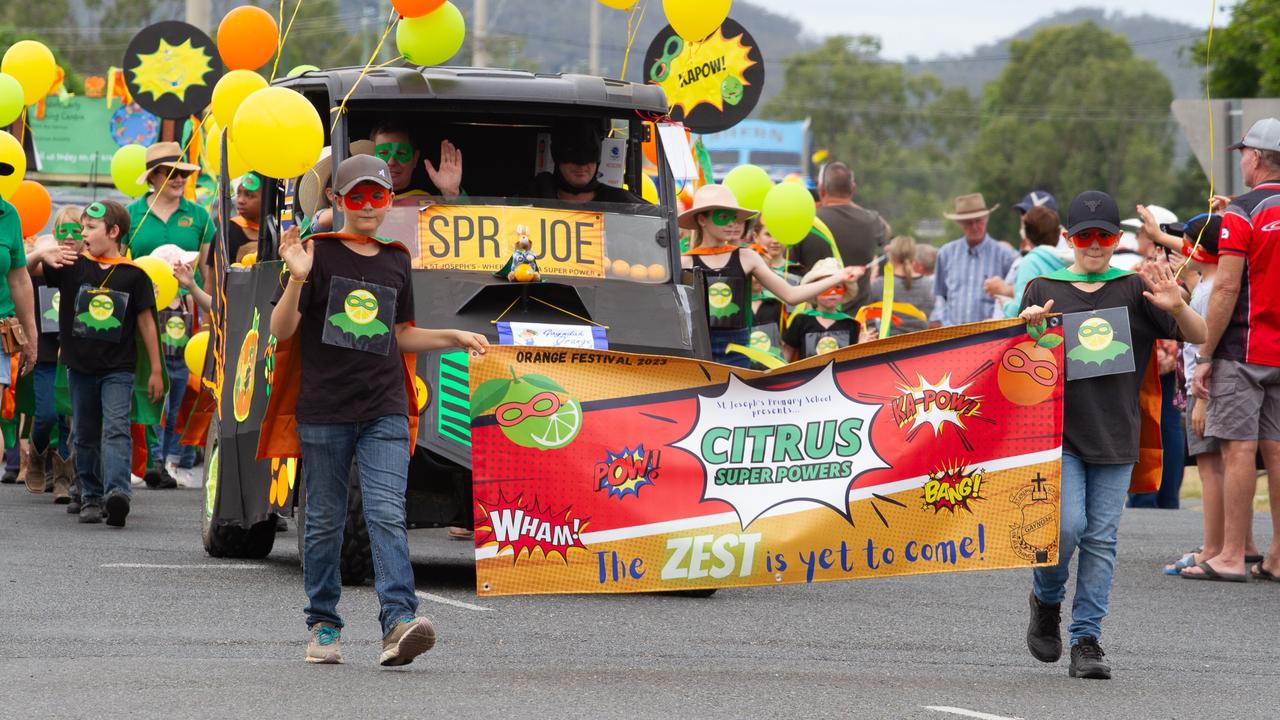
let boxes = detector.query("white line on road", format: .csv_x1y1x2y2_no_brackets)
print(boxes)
925,707,1023,720
415,591,493,612
100,563,268,569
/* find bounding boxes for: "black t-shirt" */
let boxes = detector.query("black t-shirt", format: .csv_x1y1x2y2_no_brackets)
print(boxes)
753,297,782,329
518,173,645,204
795,203,886,313
35,274,61,363
226,221,254,260
1021,275,1181,464
44,255,156,375
783,313,860,359
271,237,414,423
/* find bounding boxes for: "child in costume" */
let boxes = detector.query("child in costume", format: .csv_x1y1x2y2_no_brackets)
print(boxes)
679,184,863,368
783,258,861,361
29,201,164,527
268,155,488,667
227,172,263,263
1018,191,1205,680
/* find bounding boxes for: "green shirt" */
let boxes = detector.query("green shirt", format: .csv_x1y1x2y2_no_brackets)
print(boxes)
125,195,215,260
0,196,29,318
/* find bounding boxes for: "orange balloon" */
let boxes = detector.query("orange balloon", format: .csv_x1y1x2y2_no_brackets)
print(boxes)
217,6,280,71
642,121,658,166
393,0,446,17
10,180,51,238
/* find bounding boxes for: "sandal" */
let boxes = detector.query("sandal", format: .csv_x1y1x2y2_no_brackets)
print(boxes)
1181,561,1248,583
1250,563,1280,583
1163,552,1198,576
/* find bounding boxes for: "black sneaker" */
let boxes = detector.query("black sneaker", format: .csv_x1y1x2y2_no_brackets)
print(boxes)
154,467,178,490
79,500,103,524
143,467,164,489
104,490,131,528
0,468,16,484
1069,637,1111,679
1027,592,1062,662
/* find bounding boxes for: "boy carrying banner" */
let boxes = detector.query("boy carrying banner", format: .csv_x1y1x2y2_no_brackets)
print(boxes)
29,201,164,527
267,155,487,666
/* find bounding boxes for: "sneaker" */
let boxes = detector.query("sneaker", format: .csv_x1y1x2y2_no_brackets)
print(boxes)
155,467,178,490
1026,592,1062,663
1,468,16,484
1069,637,1111,679
170,464,200,488
131,474,145,487
67,493,82,514
379,617,436,667
143,467,163,489
104,490,131,528
79,499,103,524
305,623,343,664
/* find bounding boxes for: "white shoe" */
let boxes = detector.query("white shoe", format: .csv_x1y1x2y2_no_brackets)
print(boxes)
130,474,145,487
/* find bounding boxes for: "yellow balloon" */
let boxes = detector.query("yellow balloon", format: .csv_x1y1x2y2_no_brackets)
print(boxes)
185,330,210,377
0,130,26,199
598,0,637,8
134,255,180,308
231,87,323,179
211,70,268,128
0,41,57,106
662,0,731,42
640,174,659,204
203,120,251,179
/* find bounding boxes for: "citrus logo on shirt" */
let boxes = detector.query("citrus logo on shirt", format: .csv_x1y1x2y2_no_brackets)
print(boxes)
328,289,389,339
78,294,122,332
816,336,840,355
708,282,739,319
163,315,189,346
44,290,60,320
1067,316,1129,365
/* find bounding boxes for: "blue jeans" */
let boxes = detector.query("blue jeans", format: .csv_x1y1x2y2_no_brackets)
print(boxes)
67,369,134,501
298,414,417,635
31,362,70,460
1128,372,1184,509
710,328,753,368
1033,452,1133,644
150,355,188,466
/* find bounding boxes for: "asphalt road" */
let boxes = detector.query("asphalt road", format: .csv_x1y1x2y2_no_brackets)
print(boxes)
2,484,1277,720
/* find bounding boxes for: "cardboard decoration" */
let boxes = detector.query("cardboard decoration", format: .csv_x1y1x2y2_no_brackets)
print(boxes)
1062,307,1136,380
123,21,222,119
643,18,764,134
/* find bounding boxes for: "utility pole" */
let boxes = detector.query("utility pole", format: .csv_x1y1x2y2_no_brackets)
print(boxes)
186,0,212,31
589,0,600,76
473,0,489,68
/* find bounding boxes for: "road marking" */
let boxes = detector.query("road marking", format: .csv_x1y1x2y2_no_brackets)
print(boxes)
415,591,493,612
925,707,1023,720
101,563,268,569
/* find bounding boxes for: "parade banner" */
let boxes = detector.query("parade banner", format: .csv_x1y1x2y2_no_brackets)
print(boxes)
470,318,1065,596
415,205,605,277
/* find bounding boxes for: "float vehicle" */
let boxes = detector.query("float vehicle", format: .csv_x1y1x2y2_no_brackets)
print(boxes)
200,66,712,581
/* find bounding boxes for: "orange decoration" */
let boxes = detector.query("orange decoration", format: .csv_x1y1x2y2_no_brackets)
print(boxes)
641,121,657,166
84,76,106,98
10,180,52,238
217,6,280,71
392,0,446,17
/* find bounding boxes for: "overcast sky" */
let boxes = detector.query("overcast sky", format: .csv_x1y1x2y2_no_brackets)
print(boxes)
771,1,1232,60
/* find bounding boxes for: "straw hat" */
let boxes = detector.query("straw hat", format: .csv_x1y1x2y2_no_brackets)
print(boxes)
297,140,376,219
677,184,757,230
800,257,844,285
943,193,999,221
136,141,200,185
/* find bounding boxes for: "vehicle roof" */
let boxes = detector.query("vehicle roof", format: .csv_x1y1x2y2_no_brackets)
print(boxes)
279,65,669,114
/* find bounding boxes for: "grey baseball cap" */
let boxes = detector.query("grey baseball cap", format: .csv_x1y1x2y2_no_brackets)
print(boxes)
1228,117,1280,152
333,154,394,195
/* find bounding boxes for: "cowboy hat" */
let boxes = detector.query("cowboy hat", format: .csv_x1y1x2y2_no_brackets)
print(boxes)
297,140,376,219
677,184,758,230
136,141,201,185
800,257,844,285
944,193,999,221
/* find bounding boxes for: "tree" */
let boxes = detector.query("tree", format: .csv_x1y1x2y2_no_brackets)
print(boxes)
1194,0,1280,98
761,36,979,240
968,22,1175,243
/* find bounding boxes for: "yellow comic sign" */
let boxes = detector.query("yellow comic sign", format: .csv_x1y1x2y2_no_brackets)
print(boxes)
416,205,605,278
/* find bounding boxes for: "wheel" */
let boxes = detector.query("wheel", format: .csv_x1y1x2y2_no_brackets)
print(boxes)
295,462,374,586
201,433,277,559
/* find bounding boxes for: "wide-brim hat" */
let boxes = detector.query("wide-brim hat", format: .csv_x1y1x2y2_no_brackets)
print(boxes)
1120,205,1176,230
944,193,998,221
298,140,376,219
136,141,200,185
677,184,757,230
800,256,844,285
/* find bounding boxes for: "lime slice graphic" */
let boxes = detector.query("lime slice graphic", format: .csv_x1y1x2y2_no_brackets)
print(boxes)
527,398,582,449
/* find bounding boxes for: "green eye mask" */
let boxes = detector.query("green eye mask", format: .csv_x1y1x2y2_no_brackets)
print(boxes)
55,223,83,241
375,142,414,165
239,173,262,192
85,202,106,219
710,209,737,226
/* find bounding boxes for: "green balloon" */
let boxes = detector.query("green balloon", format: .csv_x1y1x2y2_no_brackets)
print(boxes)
110,144,150,199
396,1,466,67
723,164,773,213
0,72,22,127
761,182,816,246
287,64,320,78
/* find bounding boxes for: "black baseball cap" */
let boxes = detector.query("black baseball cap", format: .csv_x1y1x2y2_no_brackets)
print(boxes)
551,120,604,165
1165,213,1222,260
1066,190,1121,237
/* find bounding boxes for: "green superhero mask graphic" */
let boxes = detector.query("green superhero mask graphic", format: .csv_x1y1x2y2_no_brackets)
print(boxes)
162,315,189,349
721,76,744,106
76,294,122,332
327,289,390,339
707,282,740,319
1066,317,1130,366
43,290,60,321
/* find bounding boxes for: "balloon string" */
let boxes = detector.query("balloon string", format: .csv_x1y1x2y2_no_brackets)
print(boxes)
330,11,398,134
271,0,306,82
1176,0,1216,281
618,0,647,80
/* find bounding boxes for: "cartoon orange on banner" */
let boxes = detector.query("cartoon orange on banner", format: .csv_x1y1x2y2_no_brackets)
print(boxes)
470,318,1066,596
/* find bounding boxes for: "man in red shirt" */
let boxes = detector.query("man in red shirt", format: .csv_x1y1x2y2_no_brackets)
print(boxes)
1188,117,1280,582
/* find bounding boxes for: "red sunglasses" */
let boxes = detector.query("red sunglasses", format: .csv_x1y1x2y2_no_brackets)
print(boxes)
1068,229,1120,248
341,183,392,211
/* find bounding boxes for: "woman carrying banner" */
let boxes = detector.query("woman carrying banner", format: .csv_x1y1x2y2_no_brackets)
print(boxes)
680,185,864,367
1018,191,1205,680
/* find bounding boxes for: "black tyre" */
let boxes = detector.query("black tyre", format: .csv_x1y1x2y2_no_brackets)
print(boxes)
295,463,373,586
201,430,277,559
